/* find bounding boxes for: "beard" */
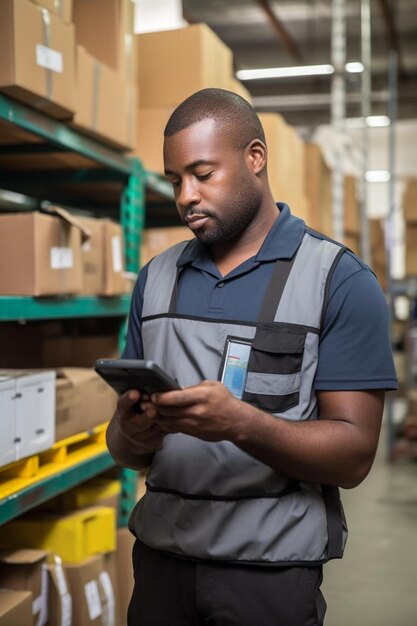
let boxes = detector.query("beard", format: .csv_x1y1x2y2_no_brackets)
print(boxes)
182,178,263,247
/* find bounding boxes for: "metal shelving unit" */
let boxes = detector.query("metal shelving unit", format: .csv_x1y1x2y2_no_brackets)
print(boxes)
0,94,174,525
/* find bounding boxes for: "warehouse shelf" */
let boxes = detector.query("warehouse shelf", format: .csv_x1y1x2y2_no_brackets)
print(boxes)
0,294,131,322
0,424,114,525
0,95,175,528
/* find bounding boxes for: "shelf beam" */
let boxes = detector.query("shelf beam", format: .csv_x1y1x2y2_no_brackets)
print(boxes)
0,295,132,322
0,95,132,175
0,452,115,525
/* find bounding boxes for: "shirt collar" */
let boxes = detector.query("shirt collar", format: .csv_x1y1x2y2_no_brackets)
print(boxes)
176,202,306,267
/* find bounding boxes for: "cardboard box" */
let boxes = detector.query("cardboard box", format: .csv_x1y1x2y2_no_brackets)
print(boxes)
115,529,135,626
134,106,174,173
72,46,131,150
31,0,72,23
46,556,72,626
403,179,417,223
1,507,117,564
0,370,56,462
405,223,417,276
0,590,33,626
55,368,118,441
0,0,75,119
77,216,126,295
101,551,121,626
0,376,17,467
73,0,136,78
304,142,333,235
137,24,234,107
140,227,193,267
0,208,90,296
369,218,387,291
64,553,120,626
64,555,104,626
259,112,309,223
0,549,48,626
344,175,360,234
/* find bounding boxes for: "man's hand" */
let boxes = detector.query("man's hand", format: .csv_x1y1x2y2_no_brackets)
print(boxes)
140,381,241,442
116,389,167,454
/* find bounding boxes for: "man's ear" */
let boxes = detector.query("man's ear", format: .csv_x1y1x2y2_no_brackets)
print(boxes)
246,139,267,174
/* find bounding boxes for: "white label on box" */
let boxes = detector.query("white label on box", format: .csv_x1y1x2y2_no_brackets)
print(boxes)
84,580,102,621
82,240,91,252
99,572,115,626
61,593,72,626
111,236,123,272
36,44,63,73
51,247,73,269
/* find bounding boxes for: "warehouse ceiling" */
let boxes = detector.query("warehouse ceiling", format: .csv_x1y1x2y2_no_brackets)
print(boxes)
182,0,417,130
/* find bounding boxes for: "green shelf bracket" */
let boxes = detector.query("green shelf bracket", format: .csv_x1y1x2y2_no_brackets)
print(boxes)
0,95,132,175
0,295,131,322
0,452,115,525
121,158,145,273
118,467,139,527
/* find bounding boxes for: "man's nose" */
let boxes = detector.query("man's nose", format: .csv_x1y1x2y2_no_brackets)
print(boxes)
177,178,201,208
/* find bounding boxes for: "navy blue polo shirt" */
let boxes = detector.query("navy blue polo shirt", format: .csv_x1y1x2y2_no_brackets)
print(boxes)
123,204,397,391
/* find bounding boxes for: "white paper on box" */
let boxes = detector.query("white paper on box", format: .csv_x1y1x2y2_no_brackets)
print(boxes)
61,593,72,626
99,571,115,626
84,580,102,620
33,564,49,626
53,556,72,626
51,247,74,269
82,240,92,252
111,236,123,272
36,44,64,73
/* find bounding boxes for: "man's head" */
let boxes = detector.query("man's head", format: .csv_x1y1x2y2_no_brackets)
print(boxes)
164,88,266,149
163,89,273,248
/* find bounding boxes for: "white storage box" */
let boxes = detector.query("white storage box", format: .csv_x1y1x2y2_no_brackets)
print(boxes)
0,370,56,462
0,376,17,467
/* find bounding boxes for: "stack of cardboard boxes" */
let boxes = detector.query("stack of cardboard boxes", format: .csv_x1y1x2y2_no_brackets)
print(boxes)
133,22,251,174
0,0,137,150
0,477,135,626
259,112,309,223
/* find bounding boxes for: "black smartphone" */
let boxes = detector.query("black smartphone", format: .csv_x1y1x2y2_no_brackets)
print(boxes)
94,358,181,398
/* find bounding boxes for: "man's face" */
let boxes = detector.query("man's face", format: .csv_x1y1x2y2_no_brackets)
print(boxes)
163,118,263,246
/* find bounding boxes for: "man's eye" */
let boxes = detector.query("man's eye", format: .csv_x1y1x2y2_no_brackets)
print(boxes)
171,180,181,188
196,171,213,181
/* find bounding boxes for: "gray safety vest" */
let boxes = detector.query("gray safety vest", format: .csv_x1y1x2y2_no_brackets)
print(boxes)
130,229,348,565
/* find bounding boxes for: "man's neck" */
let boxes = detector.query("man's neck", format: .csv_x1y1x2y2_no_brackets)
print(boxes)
211,208,279,277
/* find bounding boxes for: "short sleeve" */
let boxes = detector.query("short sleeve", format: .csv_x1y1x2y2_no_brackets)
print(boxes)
315,258,398,391
121,265,149,359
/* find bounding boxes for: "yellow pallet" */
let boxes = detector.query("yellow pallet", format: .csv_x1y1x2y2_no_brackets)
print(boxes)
0,422,109,501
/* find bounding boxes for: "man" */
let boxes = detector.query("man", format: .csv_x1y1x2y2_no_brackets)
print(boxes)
107,88,397,625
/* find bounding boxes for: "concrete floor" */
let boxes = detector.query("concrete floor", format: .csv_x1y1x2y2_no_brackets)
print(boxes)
322,424,417,626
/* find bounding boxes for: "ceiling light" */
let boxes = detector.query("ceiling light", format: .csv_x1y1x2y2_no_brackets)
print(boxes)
346,115,391,128
366,170,391,182
237,61,364,81
345,61,365,73
236,64,334,80
366,115,391,127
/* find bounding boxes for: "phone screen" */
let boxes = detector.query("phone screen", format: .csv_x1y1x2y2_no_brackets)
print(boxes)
221,338,251,399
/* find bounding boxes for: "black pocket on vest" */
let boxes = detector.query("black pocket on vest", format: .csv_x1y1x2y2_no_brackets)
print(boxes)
242,324,307,413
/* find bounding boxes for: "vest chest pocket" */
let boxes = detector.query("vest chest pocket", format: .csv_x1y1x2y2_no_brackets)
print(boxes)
242,325,307,413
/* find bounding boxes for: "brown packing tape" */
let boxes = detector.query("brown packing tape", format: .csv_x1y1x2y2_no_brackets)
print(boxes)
92,62,101,131
45,205,92,242
41,8,53,100
55,0,64,20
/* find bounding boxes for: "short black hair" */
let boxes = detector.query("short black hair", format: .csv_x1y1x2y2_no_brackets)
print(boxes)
164,88,266,149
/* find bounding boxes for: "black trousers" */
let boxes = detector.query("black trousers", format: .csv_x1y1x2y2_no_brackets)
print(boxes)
128,540,327,626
